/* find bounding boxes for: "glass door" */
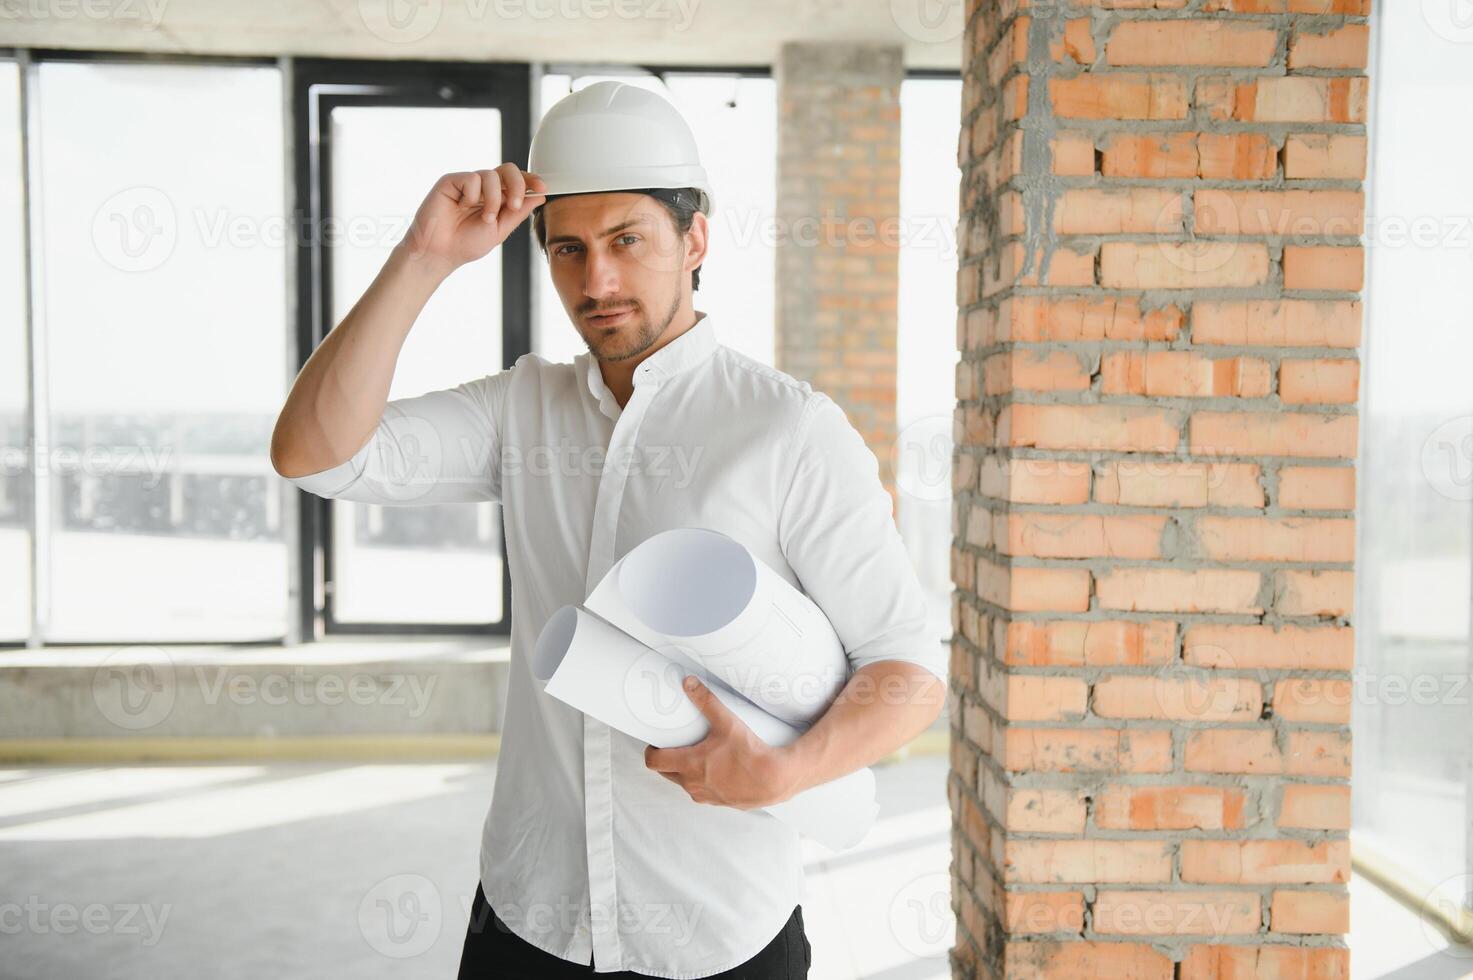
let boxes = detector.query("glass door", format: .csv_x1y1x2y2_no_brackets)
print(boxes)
293,61,531,636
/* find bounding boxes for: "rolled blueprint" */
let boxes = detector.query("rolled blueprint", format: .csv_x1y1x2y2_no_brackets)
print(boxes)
532,604,879,851
584,526,852,729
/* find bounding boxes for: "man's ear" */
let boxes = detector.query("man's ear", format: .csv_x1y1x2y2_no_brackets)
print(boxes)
684,211,710,275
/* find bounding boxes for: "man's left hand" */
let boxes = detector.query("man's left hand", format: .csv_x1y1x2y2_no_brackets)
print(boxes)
644,676,799,810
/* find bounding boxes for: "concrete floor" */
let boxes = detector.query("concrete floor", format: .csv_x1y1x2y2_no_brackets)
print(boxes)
0,757,1465,979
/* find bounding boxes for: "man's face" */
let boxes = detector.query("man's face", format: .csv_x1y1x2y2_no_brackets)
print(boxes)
542,192,698,362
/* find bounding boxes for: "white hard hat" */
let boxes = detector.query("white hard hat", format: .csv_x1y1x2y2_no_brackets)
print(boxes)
528,80,715,218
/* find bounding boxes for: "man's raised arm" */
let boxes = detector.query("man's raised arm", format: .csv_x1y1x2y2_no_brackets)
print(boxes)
270,165,545,502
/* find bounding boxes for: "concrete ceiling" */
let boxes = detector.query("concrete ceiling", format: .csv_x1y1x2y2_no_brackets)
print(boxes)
0,0,966,70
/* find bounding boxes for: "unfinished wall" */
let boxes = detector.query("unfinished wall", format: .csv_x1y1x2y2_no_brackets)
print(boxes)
775,41,904,505
950,1,1368,976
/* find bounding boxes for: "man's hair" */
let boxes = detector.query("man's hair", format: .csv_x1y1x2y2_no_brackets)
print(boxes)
530,188,703,292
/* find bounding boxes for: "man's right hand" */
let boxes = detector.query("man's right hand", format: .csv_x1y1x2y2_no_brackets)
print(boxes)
397,164,547,275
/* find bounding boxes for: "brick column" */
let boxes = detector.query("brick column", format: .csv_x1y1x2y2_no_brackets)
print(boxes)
775,41,903,507
950,2,1367,977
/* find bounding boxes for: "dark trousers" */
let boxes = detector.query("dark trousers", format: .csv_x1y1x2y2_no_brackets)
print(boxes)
457,882,811,979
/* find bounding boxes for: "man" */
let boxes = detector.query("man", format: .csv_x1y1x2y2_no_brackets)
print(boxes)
271,80,947,979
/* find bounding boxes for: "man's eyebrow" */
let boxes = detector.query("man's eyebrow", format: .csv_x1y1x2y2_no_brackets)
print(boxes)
546,217,650,248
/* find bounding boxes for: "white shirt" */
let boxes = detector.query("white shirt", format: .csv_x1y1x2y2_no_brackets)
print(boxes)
282,310,947,977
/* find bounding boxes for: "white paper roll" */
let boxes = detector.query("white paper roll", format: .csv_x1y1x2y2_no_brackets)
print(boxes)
532,604,878,851
585,526,852,729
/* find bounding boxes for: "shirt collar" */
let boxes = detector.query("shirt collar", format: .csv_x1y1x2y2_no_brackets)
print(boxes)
580,311,717,416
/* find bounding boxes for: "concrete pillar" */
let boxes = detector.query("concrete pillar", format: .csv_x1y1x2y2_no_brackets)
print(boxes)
774,41,904,508
950,2,1367,977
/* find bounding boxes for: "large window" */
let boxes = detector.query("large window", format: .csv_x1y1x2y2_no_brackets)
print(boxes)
325,105,506,627
0,60,26,642
1354,0,1473,912
33,59,288,643
897,74,963,651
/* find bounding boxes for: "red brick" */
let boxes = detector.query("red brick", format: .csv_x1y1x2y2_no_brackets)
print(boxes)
1106,20,1278,67
1280,358,1360,406
1278,462,1355,506
1005,296,1185,342
1092,674,1263,723
977,556,1093,612
1196,76,1368,123
1181,839,1349,884
1051,131,1097,176
1189,411,1357,458
1289,23,1370,70
1196,516,1354,562
1102,241,1271,289
1284,246,1365,291
978,456,1093,504
1003,619,1177,668
1093,889,1261,936
1005,787,1089,833
1095,460,1265,508
1000,403,1182,452
1274,569,1354,617
1184,624,1353,670
997,512,1167,560
1004,839,1173,883
1284,134,1367,180
1194,189,1364,238
1003,727,1173,773
1179,944,1349,979
1004,941,1175,980
1096,568,1262,614
1101,132,1197,178
1054,187,1184,235
1095,785,1249,831
1051,73,1189,119
1101,351,1272,398
1192,299,1362,348
1278,784,1351,830
1197,132,1278,180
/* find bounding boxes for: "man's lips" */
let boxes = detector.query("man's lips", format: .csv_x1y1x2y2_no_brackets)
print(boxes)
588,308,635,323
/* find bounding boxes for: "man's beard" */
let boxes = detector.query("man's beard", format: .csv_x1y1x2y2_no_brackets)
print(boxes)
585,282,682,363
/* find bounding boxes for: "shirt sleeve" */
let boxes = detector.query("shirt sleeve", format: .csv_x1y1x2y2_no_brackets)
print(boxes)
776,391,948,687
280,369,512,506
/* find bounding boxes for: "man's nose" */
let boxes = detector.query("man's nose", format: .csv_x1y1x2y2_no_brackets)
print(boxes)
583,249,622,299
